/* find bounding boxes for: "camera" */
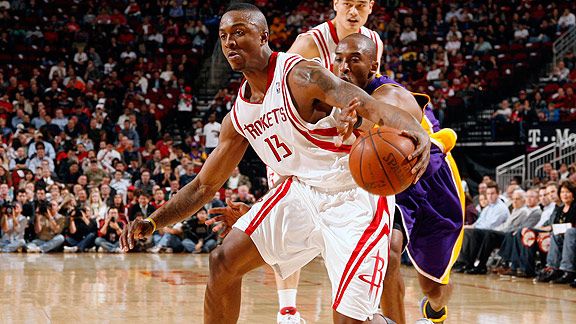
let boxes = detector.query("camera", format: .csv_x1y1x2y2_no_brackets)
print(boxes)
37,201,49,215
3,203,13,214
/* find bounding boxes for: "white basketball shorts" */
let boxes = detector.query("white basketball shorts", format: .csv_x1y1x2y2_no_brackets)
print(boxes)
233,177,394,321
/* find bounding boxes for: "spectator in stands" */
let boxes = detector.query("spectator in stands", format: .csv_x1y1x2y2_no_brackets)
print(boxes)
134,170,155,196
460,189,534,274
128,193,155,221
473,36,492,55
0,203,27,252
537,181,576,283
505,183,560,277
64,207,97,253
473,182,487,207
551,61,571,82
26,143,54,173
558,8,576,31
95,207,123,253
236,185,256,206
147,222,184,253
202,113,221,155
151,188,166,209
455,182,509,272
181,208,217,254
225,167,251,190
26,201,65,253
179,163,197,187
85,159,107,186
491,99,512,140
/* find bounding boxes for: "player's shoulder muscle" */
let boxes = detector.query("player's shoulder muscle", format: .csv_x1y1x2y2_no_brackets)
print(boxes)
287,33,321,59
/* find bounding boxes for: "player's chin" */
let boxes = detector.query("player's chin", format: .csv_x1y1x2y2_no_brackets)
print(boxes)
228,61,245,72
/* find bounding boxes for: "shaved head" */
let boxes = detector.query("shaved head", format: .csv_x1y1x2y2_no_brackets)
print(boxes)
337,34,377,61
223,3,268,33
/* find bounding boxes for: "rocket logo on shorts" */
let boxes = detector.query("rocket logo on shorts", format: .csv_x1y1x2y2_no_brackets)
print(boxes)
358,250,385,300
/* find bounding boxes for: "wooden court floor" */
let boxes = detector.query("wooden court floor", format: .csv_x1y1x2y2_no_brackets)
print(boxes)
1,254,575,323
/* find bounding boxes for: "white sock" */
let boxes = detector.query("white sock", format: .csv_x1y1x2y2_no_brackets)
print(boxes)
277,289,297,310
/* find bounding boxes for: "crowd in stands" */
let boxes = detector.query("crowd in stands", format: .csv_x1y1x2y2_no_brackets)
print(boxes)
0,0,270,255
249,0,575,128
490,51,576,141
459,162,576,288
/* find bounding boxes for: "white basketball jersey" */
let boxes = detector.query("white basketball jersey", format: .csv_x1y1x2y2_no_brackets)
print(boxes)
231,52,357,190
301,20,384,71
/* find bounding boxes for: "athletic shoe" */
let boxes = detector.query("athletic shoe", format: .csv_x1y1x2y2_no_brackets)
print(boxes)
570,279,576,288
551,271,576,284
147,246,162,253
26,245,41,253
277,307,305,324
64,246,78,253
164,248,173,253
420,297,447,323
536,269,562,283
86,247,97,253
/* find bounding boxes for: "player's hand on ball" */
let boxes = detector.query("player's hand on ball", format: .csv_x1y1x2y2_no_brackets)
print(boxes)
400,129,431,184
120,218,155,252
336,98,361,147
207,199,251,238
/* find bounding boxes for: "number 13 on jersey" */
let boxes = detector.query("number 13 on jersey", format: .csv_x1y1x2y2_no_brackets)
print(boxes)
264,135,293,162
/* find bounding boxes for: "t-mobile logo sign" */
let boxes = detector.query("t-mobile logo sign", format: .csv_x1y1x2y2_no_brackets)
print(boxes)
528,128,576,148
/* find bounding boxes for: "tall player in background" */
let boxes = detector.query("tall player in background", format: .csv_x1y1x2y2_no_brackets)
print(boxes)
334,35,465,324
270,2,384,322
121,4,431,323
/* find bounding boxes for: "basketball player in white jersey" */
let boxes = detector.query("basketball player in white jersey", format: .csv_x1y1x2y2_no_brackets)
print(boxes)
289,0,383,71
270,2,383,321
120,4,430,323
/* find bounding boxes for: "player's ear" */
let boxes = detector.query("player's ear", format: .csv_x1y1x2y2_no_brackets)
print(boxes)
333,0,338,12
368,0,374,13
370,60,379,76
260,31,269,45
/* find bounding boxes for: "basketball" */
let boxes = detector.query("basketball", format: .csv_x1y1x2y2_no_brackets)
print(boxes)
349,126,417,196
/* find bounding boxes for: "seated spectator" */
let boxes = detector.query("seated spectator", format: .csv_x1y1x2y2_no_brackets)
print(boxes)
153,162,177,189
135,170,156,196
454,181,509,272
491,100,512,140
537,181,576,284
181,208,217,254
128,193,155,221
95,208,124,253
499,186,556,277
225,167,251,190
147,222,184,253
26,201,66,253
0,203,27,252
473,36,492,55
235,185,256,205
88,190,107,221
26,143,54,173
85,159,107,186
64,207,97,253
151,188,166,209
551,61,570,82
558,8,576,31
179,163,197,187
110,170,130,200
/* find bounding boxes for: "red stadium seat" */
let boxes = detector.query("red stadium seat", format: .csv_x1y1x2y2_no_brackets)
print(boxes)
543,83,560,96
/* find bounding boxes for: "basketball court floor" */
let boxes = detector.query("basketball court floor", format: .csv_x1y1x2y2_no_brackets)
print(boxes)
1,254,574,323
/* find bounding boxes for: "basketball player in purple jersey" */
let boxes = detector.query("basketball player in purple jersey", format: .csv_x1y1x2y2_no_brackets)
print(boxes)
335,34,465,324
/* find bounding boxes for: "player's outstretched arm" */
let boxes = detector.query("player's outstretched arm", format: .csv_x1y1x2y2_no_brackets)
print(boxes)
119,114,249,251
288,61,431,181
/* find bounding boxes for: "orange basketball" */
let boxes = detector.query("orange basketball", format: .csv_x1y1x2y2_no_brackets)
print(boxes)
349,126,417,196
